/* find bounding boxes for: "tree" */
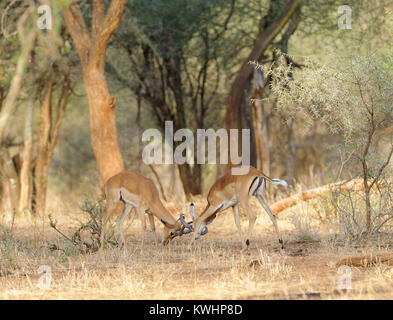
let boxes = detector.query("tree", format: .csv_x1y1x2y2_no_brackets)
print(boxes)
0,3,37,218
63,0,126,185
271,54,393,235
110,0,236,196
225,0,303,172
0,1,73,219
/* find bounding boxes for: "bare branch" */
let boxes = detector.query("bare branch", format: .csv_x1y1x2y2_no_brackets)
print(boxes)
63,3,91,65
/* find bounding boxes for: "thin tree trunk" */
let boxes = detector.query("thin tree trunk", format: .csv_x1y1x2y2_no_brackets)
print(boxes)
34,73,70,217
362,160,372,234
19,101,34,215
251,68,270,175
34,74,55,217
178,163,201,197
0,147,20,217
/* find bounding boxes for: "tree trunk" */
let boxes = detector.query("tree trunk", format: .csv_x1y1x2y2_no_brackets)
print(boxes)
63,0,127,185
0,147,20,218
34,73,55,217
178,163,201,197
82,67,124,184
34,72,70,217
251,68,270,175
225,0,303,169
19,101,34,215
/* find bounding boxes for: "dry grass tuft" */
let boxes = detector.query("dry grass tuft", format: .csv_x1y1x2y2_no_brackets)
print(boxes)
1,191,393,299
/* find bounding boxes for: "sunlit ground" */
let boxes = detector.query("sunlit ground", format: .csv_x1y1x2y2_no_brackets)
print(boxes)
1,195,393,299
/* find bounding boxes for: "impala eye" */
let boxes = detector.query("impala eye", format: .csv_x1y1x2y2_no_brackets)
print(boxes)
170,232,174,236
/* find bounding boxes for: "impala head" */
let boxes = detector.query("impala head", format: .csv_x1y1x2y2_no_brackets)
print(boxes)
161,212,193,245
179,203,208,238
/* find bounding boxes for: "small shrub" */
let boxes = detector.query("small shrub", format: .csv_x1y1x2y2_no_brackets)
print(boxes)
49,198,118,254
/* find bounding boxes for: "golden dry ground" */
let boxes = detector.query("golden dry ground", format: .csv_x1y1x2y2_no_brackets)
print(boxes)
1,197,393,299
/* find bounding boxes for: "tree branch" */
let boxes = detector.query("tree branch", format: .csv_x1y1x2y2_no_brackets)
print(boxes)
63,3,91,65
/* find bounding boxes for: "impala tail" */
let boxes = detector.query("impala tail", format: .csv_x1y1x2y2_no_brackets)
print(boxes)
250,175,288,196
270,178,288,188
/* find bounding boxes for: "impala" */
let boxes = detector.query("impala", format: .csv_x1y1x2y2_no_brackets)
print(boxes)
100,171,192,250
185,166,288,251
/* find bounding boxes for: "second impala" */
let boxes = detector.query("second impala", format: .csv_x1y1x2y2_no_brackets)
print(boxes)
187,166,288,251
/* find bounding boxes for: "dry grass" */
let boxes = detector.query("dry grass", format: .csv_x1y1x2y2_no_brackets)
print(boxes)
1,195,393,300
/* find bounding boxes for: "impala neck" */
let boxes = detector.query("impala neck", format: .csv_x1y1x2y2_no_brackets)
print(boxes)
149,197,177,225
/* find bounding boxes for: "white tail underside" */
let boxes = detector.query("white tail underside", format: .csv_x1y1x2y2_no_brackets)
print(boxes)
271,178,288,188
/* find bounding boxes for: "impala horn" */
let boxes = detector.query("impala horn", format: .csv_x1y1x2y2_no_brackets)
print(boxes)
179,213,193,229
190,203,196,222
190,203,208,235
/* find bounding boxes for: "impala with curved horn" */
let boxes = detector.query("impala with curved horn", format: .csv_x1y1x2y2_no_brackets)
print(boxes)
101,171,193,250
187,166,288,251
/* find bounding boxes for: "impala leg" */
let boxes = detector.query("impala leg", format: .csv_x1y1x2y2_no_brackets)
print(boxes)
239,201,257,251
101,198,118,251
128,206,137,226
116,204,133,250
148,213,159,248
232,203,246,250
256,194,284,249
136,207,146,251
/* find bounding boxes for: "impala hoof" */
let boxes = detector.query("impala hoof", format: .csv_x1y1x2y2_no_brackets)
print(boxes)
278,239,284,250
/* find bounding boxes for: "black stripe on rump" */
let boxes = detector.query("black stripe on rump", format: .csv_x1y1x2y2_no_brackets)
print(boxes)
252,177,263,196
248,177,258,195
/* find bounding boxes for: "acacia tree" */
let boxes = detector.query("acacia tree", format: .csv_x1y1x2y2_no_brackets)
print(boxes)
63,0,126,185
225,0,303,172
110,0,236,196
271,54,393,235
225,0,387,179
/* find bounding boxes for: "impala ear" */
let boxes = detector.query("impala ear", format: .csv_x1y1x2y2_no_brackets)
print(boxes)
161,219,176,228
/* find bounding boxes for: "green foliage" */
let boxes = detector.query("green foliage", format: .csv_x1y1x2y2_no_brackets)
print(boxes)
270,53,393,146
129,0,225,54
270,50,393,236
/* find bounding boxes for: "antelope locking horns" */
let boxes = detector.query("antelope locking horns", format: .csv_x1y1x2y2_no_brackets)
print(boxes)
189,203,208,236
177,213,194,236
179,213,192,229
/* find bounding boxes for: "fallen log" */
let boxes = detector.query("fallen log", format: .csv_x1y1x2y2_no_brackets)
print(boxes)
271,178,365,214
336,253,393,267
